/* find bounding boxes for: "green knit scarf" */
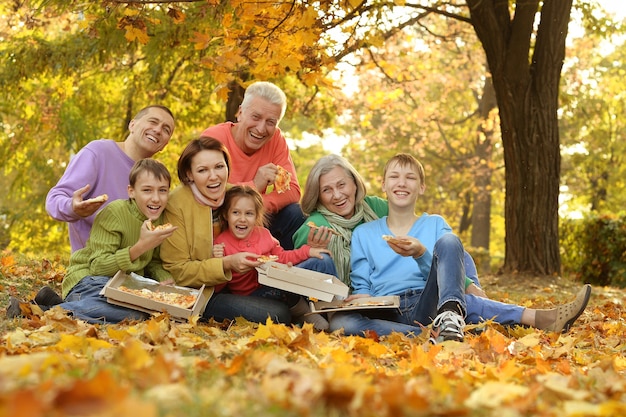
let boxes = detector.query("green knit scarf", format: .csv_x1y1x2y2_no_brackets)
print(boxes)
318,202,379,287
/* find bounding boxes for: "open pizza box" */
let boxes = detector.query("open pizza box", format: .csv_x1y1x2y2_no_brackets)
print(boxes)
307,295,401,314
101,271,208,321
256,262,349,302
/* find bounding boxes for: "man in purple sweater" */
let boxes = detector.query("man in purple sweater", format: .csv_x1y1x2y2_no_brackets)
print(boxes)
46,105,175,253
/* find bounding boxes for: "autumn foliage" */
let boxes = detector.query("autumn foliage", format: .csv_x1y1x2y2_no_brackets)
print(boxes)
1,253,625,416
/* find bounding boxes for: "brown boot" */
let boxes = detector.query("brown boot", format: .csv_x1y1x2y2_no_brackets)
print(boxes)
536,284,591,333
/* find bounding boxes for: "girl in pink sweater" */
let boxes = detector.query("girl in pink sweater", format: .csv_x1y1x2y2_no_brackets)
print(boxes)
214,185,331,329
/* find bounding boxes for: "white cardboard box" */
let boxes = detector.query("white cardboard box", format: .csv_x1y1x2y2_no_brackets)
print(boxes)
308,295,400,314
101,271,208,321
257,262,349,302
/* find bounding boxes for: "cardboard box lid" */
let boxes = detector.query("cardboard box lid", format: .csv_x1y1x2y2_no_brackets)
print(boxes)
257,262,348,302
308,295,400,314
102,271,208,320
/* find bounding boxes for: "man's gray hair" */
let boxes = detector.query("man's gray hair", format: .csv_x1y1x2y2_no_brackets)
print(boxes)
240,81,287,121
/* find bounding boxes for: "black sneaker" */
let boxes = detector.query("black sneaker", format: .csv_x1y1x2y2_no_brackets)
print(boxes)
34,286,63,306
429,310,465,343
6,297,23,319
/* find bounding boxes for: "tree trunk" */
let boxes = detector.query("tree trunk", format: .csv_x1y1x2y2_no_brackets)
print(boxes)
471,74,497,253
467,0,571,275
226,80,245,122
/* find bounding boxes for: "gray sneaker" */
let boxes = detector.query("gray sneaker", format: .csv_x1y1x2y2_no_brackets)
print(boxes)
429,310,465,343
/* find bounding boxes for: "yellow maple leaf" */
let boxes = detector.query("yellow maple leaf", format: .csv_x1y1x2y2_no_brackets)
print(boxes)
125,26,149,45
191,31,213,50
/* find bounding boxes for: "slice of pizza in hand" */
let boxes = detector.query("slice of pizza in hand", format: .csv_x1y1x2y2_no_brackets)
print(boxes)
83,194,108,204
274,165,291,194
382,235,411,245
146,220,175,231
257,254,279,263
307,221,340,236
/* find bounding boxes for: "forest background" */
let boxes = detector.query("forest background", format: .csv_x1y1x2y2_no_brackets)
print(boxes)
0,0,625,281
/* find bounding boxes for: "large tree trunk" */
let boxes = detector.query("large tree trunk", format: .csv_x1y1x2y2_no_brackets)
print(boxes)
467,0,571,275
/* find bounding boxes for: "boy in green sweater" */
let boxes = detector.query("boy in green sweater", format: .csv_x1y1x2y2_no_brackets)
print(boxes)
7,159,177,323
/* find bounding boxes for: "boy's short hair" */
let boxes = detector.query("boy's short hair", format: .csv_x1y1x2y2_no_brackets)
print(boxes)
383,153,426,186
129,158,171,187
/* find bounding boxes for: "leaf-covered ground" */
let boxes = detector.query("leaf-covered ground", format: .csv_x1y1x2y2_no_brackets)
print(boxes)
1,252,625,417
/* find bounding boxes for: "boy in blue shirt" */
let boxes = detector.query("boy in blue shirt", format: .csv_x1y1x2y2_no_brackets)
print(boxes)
330,153,591,343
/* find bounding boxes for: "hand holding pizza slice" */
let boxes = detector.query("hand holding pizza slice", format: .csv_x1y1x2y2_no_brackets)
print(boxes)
83,194,109,204
256,254,279,263
307,221,340,236
382,235,412,245
383,235,426,258
146,220,175,232
274,165,291,194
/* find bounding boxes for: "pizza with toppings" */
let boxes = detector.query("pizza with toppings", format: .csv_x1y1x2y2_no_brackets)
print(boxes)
307,221,340,236
147,220,174,231
257,254,279,263
117,285,197,309
274,165,291,194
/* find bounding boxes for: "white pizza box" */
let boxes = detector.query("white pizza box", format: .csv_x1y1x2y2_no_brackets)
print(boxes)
256,262,349,302
308,295,400,314
101,271,208,321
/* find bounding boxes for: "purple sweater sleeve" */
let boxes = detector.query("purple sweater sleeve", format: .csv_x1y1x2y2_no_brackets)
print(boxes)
45,140,135,252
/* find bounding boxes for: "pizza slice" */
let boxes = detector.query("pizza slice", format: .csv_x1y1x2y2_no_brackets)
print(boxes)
307,221,340,236
257,254,279,263
147,220,175,231
274,165,291,194
83,194,108,204
382,235,411,245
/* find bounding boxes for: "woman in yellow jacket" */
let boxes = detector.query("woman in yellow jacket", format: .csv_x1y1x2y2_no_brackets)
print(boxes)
160,137,290,323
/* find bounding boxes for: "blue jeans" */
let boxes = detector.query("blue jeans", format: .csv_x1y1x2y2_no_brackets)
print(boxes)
268,203,306,250
297,253,338,276
58,276,150,324
202,292,291,324
329,234,523,336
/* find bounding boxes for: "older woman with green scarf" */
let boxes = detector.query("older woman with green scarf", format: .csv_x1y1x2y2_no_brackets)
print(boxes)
292,155,388,286
293,154,481,291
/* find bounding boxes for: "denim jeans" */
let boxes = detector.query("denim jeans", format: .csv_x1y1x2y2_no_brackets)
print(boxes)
58,276,150,324
202,292,292,324
268,203,306,250
464,250,480,287
297,253,338,276
329,234,524,336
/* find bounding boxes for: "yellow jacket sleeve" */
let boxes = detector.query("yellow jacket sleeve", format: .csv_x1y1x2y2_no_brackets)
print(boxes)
160,185,232,290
